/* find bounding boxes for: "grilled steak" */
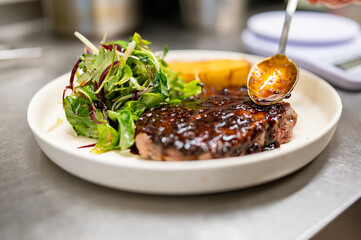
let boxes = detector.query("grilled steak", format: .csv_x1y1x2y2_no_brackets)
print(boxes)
135,87,297,161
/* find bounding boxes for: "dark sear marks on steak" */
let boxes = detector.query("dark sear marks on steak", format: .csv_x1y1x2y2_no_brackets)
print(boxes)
135,87,297,161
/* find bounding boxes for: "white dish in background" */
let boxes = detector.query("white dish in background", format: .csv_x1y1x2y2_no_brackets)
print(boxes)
247,11,360,45
27,50,342,195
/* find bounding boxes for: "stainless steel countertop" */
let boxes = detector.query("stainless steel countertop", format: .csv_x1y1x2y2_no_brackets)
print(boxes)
1,22,361,240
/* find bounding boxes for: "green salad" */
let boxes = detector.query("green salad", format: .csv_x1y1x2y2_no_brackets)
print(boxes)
63,32,203,153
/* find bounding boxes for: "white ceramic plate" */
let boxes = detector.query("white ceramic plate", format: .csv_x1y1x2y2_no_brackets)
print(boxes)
27,50,342,195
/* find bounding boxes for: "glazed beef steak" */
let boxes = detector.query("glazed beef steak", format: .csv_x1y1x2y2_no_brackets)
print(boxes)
135,87,297,161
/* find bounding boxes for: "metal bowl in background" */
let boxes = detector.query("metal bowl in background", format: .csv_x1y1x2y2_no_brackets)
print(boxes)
179,0,248,36
42,0,139,37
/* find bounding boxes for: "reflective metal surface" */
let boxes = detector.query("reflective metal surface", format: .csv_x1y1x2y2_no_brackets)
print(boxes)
1,20,361,240
42,0,139,37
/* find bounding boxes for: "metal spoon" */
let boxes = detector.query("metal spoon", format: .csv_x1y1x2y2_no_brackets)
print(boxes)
247,0,299,105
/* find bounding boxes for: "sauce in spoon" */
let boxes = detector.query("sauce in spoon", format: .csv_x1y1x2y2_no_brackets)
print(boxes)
248,54,299,105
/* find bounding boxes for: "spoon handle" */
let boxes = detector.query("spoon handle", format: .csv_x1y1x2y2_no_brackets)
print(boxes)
278,0,298,55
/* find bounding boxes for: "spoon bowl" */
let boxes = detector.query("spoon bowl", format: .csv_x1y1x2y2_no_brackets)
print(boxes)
247,0,299,105
247,54,299,105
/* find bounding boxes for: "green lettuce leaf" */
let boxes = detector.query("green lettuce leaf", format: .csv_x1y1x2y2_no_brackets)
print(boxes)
108,109,136,149
153,72,169,96
140,93,164,108
64,96,98,138
93,121,119,153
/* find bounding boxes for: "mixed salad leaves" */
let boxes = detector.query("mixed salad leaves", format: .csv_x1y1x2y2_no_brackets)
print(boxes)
63,32,203,153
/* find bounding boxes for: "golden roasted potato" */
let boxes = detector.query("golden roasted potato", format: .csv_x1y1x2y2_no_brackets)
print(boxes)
168,59,251,89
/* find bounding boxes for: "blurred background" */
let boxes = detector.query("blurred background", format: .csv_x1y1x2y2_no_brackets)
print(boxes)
1,0,360,48
1,0,360,86
0,0,360,239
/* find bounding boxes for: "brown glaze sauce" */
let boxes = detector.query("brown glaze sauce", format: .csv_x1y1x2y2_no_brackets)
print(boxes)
130,145,140,155
135,87,291,159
